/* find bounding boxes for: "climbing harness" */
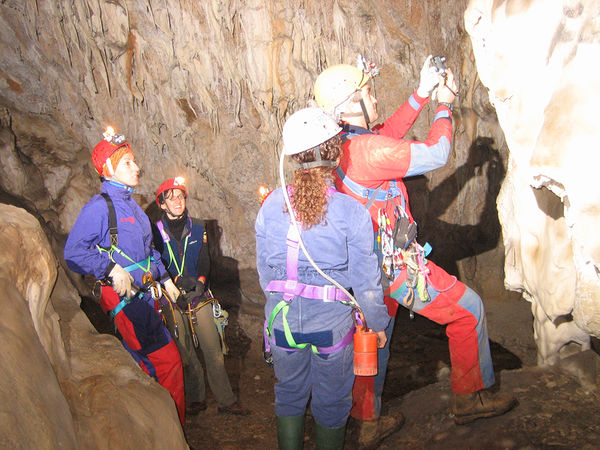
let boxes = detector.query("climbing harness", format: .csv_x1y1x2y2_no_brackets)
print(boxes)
156,219,228,353
263,221,357,356
95,193,170,328
180,289,229,354
336,130,436,318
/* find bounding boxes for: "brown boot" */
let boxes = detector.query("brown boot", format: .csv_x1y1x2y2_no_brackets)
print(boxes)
357,412,405,449
452,389,517,425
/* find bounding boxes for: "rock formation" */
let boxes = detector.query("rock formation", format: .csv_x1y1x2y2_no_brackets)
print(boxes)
1,0,599,444
0,204,186,448
465,0,600,363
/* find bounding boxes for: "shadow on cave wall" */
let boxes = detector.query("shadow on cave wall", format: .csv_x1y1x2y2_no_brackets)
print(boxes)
383,137,521,402
406,136,505,279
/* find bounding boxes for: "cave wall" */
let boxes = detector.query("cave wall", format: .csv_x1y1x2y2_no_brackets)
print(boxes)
465,0,600,363
0,0,509,299
0,204,186,448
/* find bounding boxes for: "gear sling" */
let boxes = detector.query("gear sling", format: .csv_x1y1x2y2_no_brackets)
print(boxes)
95,193,163,318
263,221,377,374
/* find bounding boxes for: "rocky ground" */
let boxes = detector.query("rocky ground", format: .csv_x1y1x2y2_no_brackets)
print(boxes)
81,269,600,449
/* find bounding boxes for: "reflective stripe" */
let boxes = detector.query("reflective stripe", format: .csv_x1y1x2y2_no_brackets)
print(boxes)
408,93,420,111
434,109,451,121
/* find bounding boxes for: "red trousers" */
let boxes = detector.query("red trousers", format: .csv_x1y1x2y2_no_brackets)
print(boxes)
351,260,494,420
101,286,185,425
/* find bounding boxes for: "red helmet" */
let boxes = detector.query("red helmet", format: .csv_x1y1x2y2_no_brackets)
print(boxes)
156,177,188,205
91,127,130,175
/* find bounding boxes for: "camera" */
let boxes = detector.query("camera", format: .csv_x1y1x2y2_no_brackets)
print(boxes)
431,55,447,78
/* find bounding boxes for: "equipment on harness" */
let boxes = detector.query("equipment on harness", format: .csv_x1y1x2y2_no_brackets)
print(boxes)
178,288,228,353
353,310,378,376
96,193,176,333
393,216,417,250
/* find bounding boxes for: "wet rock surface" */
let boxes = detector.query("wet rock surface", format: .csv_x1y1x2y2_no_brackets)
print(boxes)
82,270,600,449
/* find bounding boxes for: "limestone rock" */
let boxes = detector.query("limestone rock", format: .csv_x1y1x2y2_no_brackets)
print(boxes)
0,204,186,448
465,0,600,362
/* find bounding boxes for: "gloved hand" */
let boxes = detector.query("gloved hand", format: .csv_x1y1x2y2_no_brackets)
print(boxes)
436,68,458,104
175,275,197,293
193,280,205,296
109,264,133,297
163,278,181,303
417,55,440,98
176,293,191,311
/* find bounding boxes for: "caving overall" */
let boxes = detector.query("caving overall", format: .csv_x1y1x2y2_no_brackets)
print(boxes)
335,92,495,421
256,186,390,429
154,214,237,409
64,181,185,425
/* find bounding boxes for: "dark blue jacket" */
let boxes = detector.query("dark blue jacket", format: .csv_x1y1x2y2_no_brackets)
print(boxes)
64,181,168,287
152,213,210,281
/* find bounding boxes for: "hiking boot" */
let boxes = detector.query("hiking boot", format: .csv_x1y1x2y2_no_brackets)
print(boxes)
186,401,207,416
218,401,251,416
452,389,517,425
357,412,405,449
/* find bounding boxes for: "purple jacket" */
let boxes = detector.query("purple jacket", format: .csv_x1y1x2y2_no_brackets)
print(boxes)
64,181,168,287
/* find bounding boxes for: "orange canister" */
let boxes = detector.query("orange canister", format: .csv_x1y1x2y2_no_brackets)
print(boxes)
353,326,378,376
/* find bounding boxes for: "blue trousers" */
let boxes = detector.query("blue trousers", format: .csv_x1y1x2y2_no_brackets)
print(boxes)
271,329,354,428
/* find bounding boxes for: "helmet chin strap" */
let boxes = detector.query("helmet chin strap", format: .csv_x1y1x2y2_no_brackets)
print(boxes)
340,93,370,129
298,145,338,169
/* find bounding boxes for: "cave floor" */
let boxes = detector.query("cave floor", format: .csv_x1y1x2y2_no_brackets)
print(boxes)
82,270,600,449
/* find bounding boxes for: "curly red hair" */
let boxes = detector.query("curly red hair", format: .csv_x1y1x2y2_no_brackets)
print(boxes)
289,135,342,229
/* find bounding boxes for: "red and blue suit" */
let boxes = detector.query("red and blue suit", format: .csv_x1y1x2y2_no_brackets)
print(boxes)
336,91,495,421
64,181,185,425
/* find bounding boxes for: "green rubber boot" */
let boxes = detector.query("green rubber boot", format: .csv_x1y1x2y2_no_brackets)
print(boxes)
315,422,346,450
276,415,304,450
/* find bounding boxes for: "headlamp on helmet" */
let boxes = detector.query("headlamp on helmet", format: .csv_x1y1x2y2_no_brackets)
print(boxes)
102,126,127,145
314,54,380,121
156,177,188,205
92,126,131,176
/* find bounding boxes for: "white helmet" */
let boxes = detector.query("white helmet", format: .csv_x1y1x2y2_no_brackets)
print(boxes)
282,107,341,156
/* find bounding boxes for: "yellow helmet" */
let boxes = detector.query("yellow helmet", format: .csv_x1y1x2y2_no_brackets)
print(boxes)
314,64,370,114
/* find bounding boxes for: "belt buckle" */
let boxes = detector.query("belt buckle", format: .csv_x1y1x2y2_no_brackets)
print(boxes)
322,285,336,302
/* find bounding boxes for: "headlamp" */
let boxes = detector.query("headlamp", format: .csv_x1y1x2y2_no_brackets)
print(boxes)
103,126,126,145
356,54,380,80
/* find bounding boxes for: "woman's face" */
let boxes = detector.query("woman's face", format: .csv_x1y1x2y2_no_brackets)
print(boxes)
161,188,187,219
112,152,140,187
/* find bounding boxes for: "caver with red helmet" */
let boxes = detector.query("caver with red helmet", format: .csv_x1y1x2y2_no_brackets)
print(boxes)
91,127,132,177
156,177,188,206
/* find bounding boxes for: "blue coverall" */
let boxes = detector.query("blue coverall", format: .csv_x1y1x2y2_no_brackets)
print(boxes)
255,186,390,428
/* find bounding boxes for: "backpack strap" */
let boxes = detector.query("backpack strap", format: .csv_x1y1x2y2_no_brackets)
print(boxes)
101,193,118,248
